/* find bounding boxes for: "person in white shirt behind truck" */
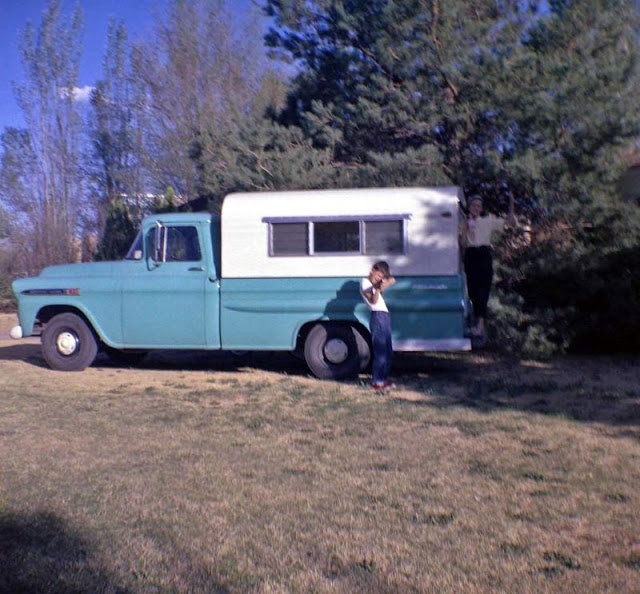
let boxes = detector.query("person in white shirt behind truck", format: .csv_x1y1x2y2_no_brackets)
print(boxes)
361,261,396,390
462,195,516,341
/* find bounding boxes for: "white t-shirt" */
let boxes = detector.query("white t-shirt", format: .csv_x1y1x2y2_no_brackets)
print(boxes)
360,277,389,312
463,215,505,247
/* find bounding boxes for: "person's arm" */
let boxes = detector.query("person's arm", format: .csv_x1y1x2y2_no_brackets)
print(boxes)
379,276,396,291
459,221,466,247
361,279,378,304
362,276,395,304
506,194,516,227
363,286,378,305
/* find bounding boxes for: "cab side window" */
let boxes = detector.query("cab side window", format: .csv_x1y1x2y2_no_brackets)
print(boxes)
149,225,202,262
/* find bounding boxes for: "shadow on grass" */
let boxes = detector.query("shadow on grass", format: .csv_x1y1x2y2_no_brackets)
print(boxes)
125,348,640,430
1,342,638,429
394,350,640,430
0,510,128,594
0,342,49,368
96,348,313,377
0,511,234,594
0,342,312,376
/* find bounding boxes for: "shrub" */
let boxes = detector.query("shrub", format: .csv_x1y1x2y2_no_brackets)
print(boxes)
491,202,640,357
0,252,17,312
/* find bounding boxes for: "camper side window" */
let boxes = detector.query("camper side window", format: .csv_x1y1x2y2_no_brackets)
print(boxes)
271,222,308,255
314,221,359,253
364,220,404,254
268,216,407,256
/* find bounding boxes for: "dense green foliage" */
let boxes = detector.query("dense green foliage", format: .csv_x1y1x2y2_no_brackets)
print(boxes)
492,202,640,355
0,273,16,312
264,0,639,210
0,204,16,309
94,199,138,261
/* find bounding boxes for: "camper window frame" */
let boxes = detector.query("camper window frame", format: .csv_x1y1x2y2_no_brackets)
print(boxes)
264,214,410,257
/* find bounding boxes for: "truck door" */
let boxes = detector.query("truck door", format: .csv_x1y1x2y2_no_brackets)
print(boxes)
122,223,220,348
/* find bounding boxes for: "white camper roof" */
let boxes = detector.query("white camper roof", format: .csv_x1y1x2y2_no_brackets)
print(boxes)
221,187,463,278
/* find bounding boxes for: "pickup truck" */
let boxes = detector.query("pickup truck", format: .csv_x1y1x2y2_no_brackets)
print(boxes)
11,187,470,379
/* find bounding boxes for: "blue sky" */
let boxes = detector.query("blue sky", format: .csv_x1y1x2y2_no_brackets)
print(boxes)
0,0,268,132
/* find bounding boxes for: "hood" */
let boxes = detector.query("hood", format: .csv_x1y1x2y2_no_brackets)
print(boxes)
38,260,128,277
12,260,136,294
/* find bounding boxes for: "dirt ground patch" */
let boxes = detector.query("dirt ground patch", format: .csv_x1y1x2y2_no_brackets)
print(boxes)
0,312,17,337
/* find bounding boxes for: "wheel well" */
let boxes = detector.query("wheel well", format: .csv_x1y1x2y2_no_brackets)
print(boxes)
37,306,98,339
296,320,370,351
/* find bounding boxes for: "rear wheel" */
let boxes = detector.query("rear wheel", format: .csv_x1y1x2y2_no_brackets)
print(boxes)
304,323,370,380
353,325,371,372
41,312,98,371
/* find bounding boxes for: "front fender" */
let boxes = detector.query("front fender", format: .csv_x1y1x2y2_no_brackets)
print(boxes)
12,277,124,344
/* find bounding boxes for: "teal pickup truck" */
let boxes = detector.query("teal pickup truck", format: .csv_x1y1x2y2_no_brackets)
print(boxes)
11,187,471,379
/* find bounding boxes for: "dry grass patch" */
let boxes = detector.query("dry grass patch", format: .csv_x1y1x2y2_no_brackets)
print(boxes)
0,314,639,592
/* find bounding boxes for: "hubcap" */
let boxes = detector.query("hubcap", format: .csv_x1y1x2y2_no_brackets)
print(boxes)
324,338,348,364
56,331,79,356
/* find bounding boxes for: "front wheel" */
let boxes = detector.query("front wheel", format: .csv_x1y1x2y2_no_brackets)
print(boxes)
41,313,98,371
304,323,370,380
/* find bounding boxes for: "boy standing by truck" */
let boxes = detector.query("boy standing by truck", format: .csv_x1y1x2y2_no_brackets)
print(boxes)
360,261,396,390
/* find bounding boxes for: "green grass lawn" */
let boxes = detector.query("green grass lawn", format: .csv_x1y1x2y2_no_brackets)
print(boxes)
1,341,639,593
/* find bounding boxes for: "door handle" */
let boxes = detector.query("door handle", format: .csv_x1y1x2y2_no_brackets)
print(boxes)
188,266,205,271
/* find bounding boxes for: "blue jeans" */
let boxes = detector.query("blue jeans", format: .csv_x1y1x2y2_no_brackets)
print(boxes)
370,311,392,384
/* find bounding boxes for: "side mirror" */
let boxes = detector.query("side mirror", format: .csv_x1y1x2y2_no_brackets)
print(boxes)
152,222,167,264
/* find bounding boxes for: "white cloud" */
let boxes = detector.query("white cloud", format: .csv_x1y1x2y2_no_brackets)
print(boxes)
59,85,94,102
72,85,94,102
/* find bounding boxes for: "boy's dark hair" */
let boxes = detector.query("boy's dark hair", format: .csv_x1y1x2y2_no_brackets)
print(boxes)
373,261,390,277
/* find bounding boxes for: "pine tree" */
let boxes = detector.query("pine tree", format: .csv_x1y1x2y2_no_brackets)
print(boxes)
264,0,453,186
94,198,137,261
264,0,640,212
